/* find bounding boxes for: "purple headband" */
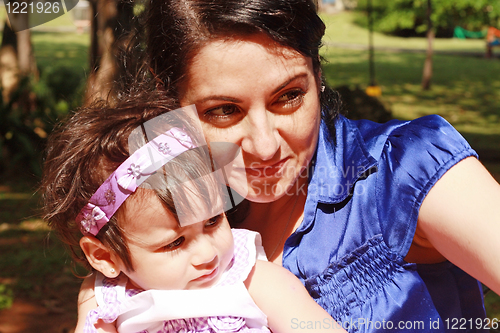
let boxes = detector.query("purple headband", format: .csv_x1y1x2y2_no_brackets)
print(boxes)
76,127,196,236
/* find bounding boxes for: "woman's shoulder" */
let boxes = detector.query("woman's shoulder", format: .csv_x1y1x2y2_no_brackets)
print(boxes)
347,114,466,145
340,113,478,204
335,114,476,165
347,115,478,254
311,114,476,206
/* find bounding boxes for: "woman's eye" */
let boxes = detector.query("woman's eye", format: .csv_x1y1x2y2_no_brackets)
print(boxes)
274,89,305,109
203,105,242,126
164,236,185,250
206,104,237,116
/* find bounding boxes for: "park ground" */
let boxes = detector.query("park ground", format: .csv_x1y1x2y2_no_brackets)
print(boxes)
1,10,500,333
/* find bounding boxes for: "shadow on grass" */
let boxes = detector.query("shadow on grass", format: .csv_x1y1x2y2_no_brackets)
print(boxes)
0,193,40,227
322,48,500,154
0,30,91,330
0,177,83,332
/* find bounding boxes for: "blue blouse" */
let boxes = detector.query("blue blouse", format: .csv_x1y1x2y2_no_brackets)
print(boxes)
282,115,487,332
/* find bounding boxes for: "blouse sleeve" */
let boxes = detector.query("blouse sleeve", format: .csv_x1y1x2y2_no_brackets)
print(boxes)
375,115,478,257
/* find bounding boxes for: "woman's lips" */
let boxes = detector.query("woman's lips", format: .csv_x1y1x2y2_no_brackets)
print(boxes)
245,159,288,178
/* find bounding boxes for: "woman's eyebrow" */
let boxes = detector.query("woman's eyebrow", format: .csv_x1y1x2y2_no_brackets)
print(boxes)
271,73,309,95
198,95,242,104
195,73,309,104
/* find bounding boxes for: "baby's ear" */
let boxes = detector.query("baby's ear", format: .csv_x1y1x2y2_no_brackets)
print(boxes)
80,236,122,278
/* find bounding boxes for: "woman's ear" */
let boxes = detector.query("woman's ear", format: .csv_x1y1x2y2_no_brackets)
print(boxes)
316,67,324,94
80,236,122,278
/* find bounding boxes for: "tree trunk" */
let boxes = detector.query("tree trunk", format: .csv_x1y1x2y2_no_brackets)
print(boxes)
421,0,433,90
0,1,37,104
17,30,36,75
84,0,134,105
313,0,320,11
0,20,19,103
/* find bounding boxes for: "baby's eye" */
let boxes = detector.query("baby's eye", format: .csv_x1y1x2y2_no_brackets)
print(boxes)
205,214,223,228
164,236,185,250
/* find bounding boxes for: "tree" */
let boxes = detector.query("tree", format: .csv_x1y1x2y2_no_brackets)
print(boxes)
0,1,44,176
355,0,500,37
0,0,38,103
421,0,433,90
84,0,135,104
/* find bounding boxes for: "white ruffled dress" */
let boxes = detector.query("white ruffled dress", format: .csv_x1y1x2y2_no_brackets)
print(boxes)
84,229,271,333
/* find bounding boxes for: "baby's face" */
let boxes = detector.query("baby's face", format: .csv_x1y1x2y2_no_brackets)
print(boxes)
117,193,234,290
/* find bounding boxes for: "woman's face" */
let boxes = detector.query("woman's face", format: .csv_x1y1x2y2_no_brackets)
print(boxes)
180,34,321,203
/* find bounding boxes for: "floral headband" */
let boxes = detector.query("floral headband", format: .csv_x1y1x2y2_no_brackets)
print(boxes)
76,127,196,236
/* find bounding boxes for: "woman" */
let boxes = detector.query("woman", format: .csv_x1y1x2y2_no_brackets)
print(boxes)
76,0,500,331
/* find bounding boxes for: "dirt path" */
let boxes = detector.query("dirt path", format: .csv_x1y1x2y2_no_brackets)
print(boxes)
0,297,77,333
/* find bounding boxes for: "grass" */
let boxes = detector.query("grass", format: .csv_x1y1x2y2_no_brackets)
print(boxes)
0,224,75,299
32,30,90,70
321,47,500,155
320,11,500,160
0,8,90,323
321,11,486,52
0,191,82,320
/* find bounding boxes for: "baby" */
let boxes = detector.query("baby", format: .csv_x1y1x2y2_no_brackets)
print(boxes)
41,92,344,333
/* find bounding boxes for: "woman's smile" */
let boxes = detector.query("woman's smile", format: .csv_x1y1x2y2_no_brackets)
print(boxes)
180,34,321,202
245,158,289,178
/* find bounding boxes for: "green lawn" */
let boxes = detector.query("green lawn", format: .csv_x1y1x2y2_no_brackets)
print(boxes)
321,11,486,53
32,30,89,70
321,47,500,154
320,11,500,160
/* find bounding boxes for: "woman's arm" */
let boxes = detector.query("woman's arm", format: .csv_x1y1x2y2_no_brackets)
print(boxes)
417,156,500,294
246,260,347,333
75,275,118,333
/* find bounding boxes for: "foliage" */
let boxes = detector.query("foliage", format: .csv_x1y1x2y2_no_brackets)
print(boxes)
320,11,486,52
0,76,47,177
484,287,500,327
0,283,13,310
0,65,85,177
354,0,500,37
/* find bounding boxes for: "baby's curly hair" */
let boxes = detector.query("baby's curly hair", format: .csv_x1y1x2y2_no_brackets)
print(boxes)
41,91,214,273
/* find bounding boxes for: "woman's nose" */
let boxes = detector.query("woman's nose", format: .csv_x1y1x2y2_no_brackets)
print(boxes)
241,109,280,161
191,236,217,267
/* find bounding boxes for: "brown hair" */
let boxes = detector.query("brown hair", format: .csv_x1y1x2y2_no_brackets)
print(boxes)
42,90,216,272
147,0,324,89
145,0,341,126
